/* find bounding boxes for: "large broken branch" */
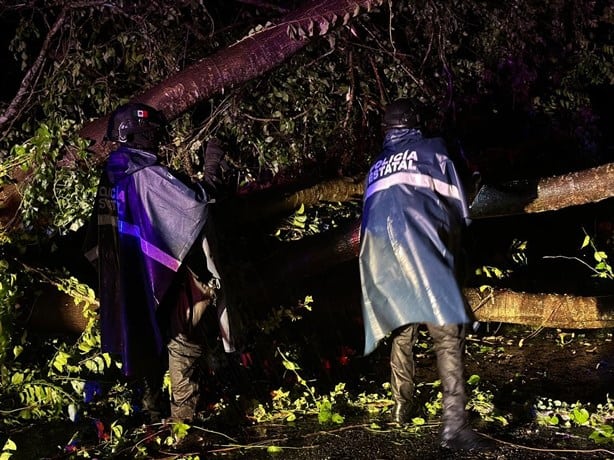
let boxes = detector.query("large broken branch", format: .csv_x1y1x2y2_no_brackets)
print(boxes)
469,162,614,218
224,177,364,224
78,0,384,161
466,288,614,329
226,162,614,224
25,283,614,334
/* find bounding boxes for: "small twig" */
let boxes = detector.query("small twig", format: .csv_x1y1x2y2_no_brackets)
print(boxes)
343,50,355,129
543,255,603,277
480,433,614,456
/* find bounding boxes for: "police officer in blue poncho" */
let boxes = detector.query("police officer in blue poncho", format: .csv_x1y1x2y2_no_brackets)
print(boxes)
359,99,493,450
85,103,233,426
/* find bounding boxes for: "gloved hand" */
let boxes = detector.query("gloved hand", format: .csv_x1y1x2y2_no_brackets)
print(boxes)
202,139,228,195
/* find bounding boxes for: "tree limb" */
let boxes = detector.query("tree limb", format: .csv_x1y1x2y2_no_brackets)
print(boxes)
78,0,385,161
466,288,614,329
469,163,614,218
0,8,67,133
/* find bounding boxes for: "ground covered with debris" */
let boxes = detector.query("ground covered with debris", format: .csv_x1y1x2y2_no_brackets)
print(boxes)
5,325,614,459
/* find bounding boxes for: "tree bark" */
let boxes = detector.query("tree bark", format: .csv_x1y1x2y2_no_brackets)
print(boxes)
466,288,614,329
77,0,384,162
26,282,614,334
469,162,614,219
226,162,614,225
222,177,364,224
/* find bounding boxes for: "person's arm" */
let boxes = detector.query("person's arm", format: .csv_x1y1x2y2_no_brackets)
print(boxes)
201,139,228,197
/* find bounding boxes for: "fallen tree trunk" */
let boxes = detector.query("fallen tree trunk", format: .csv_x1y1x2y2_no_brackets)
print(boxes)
25,290,94,334
25,283,614,334
466,288,614,329
78,0,384,162
225,162,614,224
469,162,614,218
224,177,364,224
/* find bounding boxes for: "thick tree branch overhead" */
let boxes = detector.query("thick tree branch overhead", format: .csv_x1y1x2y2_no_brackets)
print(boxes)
79,0,385,160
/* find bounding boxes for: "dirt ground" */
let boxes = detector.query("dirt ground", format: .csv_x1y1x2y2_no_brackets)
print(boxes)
178,325,614,460
5,325,614,459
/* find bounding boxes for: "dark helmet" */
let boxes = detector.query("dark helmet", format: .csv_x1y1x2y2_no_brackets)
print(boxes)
382,98,418,130
106,102,166,150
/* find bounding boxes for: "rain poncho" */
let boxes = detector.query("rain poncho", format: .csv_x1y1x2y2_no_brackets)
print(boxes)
85,146,220,376
360,129,472,356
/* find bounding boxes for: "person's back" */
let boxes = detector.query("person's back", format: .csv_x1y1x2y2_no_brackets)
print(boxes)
85,103,232,430
359,98,494,451
360,107,471,355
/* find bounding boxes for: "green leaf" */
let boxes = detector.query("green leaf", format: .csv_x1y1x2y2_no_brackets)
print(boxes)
111,421,124,439
10,372,24,385
267,445,283,453
571,407,590,425
13,345,23,358
318,400,332,423
282,359,299,371
171,421,191,439
52,351,70,372
2,439,16,452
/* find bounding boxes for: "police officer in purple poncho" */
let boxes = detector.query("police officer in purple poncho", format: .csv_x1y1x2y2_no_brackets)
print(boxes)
359,99,493,450
85,103,233,427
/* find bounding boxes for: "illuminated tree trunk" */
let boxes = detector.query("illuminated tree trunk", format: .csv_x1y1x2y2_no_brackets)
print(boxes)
26,284,614,334
466,288,614,329
77,0,384,162
225,162,614,224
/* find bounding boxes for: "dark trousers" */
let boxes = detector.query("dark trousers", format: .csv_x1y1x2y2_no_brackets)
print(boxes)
166,267,216,421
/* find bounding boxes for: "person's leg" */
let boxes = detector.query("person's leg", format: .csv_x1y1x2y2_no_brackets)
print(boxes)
139,366,168,423
390,323,419,423
167,268,214,422
427,323,493,450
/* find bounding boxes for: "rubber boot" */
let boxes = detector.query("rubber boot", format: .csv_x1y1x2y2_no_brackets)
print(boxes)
429,324,494,450
139,369,168,423
390,324,419,423
167,333,203,422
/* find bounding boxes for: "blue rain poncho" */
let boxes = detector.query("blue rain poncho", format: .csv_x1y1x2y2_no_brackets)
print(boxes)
359,129,472,356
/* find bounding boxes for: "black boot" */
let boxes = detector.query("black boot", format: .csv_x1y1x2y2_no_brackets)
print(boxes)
390,324,419,424
140,368,168,424
429,324,495,450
